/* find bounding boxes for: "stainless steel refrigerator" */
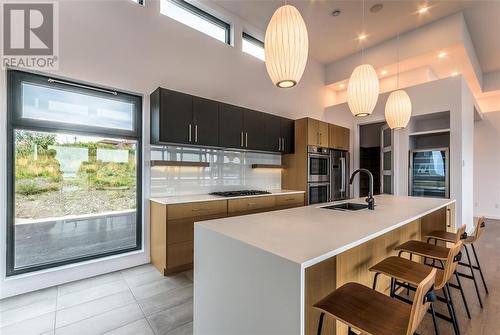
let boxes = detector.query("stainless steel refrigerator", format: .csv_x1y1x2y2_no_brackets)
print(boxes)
330,150,350,201
409,148,450,198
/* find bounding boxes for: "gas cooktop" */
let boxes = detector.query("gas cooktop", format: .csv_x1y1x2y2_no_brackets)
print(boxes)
209,190,271,197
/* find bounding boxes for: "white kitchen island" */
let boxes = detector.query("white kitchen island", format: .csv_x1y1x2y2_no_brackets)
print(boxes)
193,195,455,335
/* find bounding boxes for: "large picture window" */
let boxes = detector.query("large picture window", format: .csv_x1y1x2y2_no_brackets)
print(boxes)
7,70,142,276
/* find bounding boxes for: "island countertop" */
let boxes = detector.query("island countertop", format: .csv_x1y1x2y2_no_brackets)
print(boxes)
197,195,454,267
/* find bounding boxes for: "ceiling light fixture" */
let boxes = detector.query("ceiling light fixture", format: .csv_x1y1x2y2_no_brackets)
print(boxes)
438,52,447,58
358,33,367,41
347,0,379,117
380,70,388,75
264,5,309,88
418,6,429,14
451,71,459,76
385,32,412,130
339,83,345,88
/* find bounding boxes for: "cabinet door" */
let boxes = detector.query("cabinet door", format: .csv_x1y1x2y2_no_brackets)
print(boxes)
159,89,193,144
193,97,219,147
318,121,329,147
243,109,267,151
281,117,295,154
265,114,282,152
307,118,319,146
219,103,244,149
329,124,350,150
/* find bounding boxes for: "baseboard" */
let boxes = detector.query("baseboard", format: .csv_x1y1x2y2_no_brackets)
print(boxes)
474,212,500,220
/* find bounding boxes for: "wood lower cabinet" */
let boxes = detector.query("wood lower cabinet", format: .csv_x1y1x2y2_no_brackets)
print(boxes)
150,193,305,275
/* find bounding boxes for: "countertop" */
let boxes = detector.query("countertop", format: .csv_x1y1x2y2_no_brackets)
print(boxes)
150,189,305,205
196,195,455,267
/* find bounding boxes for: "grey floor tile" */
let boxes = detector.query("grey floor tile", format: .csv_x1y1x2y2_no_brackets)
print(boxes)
164,322,192,335
147,301,193,335
0,312,55,335
58,272,123,297
103,318,155,335
56,291,136,328
0,287,57,312
55,303,143,335
0,298,56,328
130,274,190,300
57,280,129,310
123,268,166,288
120,264,156,280
138,285,193,316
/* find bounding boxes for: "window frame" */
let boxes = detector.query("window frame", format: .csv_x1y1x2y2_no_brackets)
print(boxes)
6,69,143,276
162,0,231,45
242,32,265,60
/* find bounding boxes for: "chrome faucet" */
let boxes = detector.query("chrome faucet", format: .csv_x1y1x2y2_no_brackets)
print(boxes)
349,169,375,210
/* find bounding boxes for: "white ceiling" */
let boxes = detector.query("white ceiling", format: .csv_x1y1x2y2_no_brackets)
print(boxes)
210,0,499,73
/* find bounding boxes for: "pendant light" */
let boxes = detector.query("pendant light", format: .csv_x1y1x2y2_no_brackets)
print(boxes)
264,4,309,88
385,33,412,129
347,0,379,117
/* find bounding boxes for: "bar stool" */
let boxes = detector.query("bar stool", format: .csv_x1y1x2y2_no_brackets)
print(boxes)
370,240,465,335
425,217,488,308
313,268,437,335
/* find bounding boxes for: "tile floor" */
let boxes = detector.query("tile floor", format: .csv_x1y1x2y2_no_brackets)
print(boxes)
1,219,498,335
0,265,193,335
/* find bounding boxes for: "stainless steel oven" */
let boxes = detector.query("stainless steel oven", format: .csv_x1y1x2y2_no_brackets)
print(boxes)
308,146,330,183
308,182,330,205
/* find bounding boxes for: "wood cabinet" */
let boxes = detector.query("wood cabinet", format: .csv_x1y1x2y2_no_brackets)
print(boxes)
328,124,350,151
150,193,305,275
150,88,219,147
307,118,329,147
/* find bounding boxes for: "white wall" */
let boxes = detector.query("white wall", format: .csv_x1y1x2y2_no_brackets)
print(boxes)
474,111,500,219
0,0,327,298
325,77,474,231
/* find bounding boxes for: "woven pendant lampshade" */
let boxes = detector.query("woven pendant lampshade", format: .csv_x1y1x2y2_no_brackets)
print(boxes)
264,5,309,88
385,89,412,129
347,64,380,116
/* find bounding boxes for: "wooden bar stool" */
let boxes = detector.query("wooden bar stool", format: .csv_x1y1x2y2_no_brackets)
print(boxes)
425,217,488,308
313,268,437,335
370,240,465,335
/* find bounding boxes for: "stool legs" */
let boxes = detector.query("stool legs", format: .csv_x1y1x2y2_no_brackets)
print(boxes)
464,245,483,308
316,312,325,335
443,284,460,335
430,303,440,335
471,243,489,294
454,271,471,319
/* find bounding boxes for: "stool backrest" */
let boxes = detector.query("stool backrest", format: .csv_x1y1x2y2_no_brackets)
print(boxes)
454,224,467,243
407,268,437,335
471,216,486,242
437,239,464,289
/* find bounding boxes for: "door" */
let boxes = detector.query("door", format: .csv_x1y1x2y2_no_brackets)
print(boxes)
308,153,330,183
159,89,193,144
265,114,282,152
308,183,330,204
380,125,393,194
193,97,219,147
281,118,294,154
331,150,349,201
409,149,449,198
243,109,267,150
219,103,244,149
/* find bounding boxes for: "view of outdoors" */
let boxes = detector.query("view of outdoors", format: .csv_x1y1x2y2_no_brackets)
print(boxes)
14,130,138,269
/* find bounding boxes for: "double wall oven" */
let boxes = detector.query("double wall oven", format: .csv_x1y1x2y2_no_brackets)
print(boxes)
307,146,330,204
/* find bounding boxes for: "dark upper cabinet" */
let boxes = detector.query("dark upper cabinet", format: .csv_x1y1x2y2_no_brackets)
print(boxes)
153,88,193,145
193,97,219,147
265,114,282,152
281,117,295,154
243,109,267,151
218,103,244,149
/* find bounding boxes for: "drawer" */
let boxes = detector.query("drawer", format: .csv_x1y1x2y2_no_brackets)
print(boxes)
228,196,276,215
167,210,227,245
167,241,193,269
275,193,305,207
167,200,227,220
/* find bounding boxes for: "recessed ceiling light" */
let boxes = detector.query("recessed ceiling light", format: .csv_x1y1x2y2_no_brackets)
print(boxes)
438,52,447,59
331,9,341,17
451,71,459,76
370,4,383,13
339,83,345,88
418,6,429,14
380,70,388,75
358,34,367,41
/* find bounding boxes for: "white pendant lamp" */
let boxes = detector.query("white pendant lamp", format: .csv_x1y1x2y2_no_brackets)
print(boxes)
264,5,309,88
385,33,412,129
347,0,379,117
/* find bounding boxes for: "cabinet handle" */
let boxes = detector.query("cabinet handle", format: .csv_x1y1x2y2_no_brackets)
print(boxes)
192,208,208,212
285,198,295,201
247,202,257,206
245,132,248,147
195,125,198,142
319,133,322,145
240,132,244,147
189,124,192,142
317,132,320,145
278,138,281,151
282,138,285,152
446,208,451,228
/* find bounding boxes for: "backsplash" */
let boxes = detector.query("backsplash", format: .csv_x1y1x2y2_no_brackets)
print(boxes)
150,146,282,197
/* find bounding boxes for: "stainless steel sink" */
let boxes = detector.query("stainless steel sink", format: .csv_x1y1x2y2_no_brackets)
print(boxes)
321,202,369,211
